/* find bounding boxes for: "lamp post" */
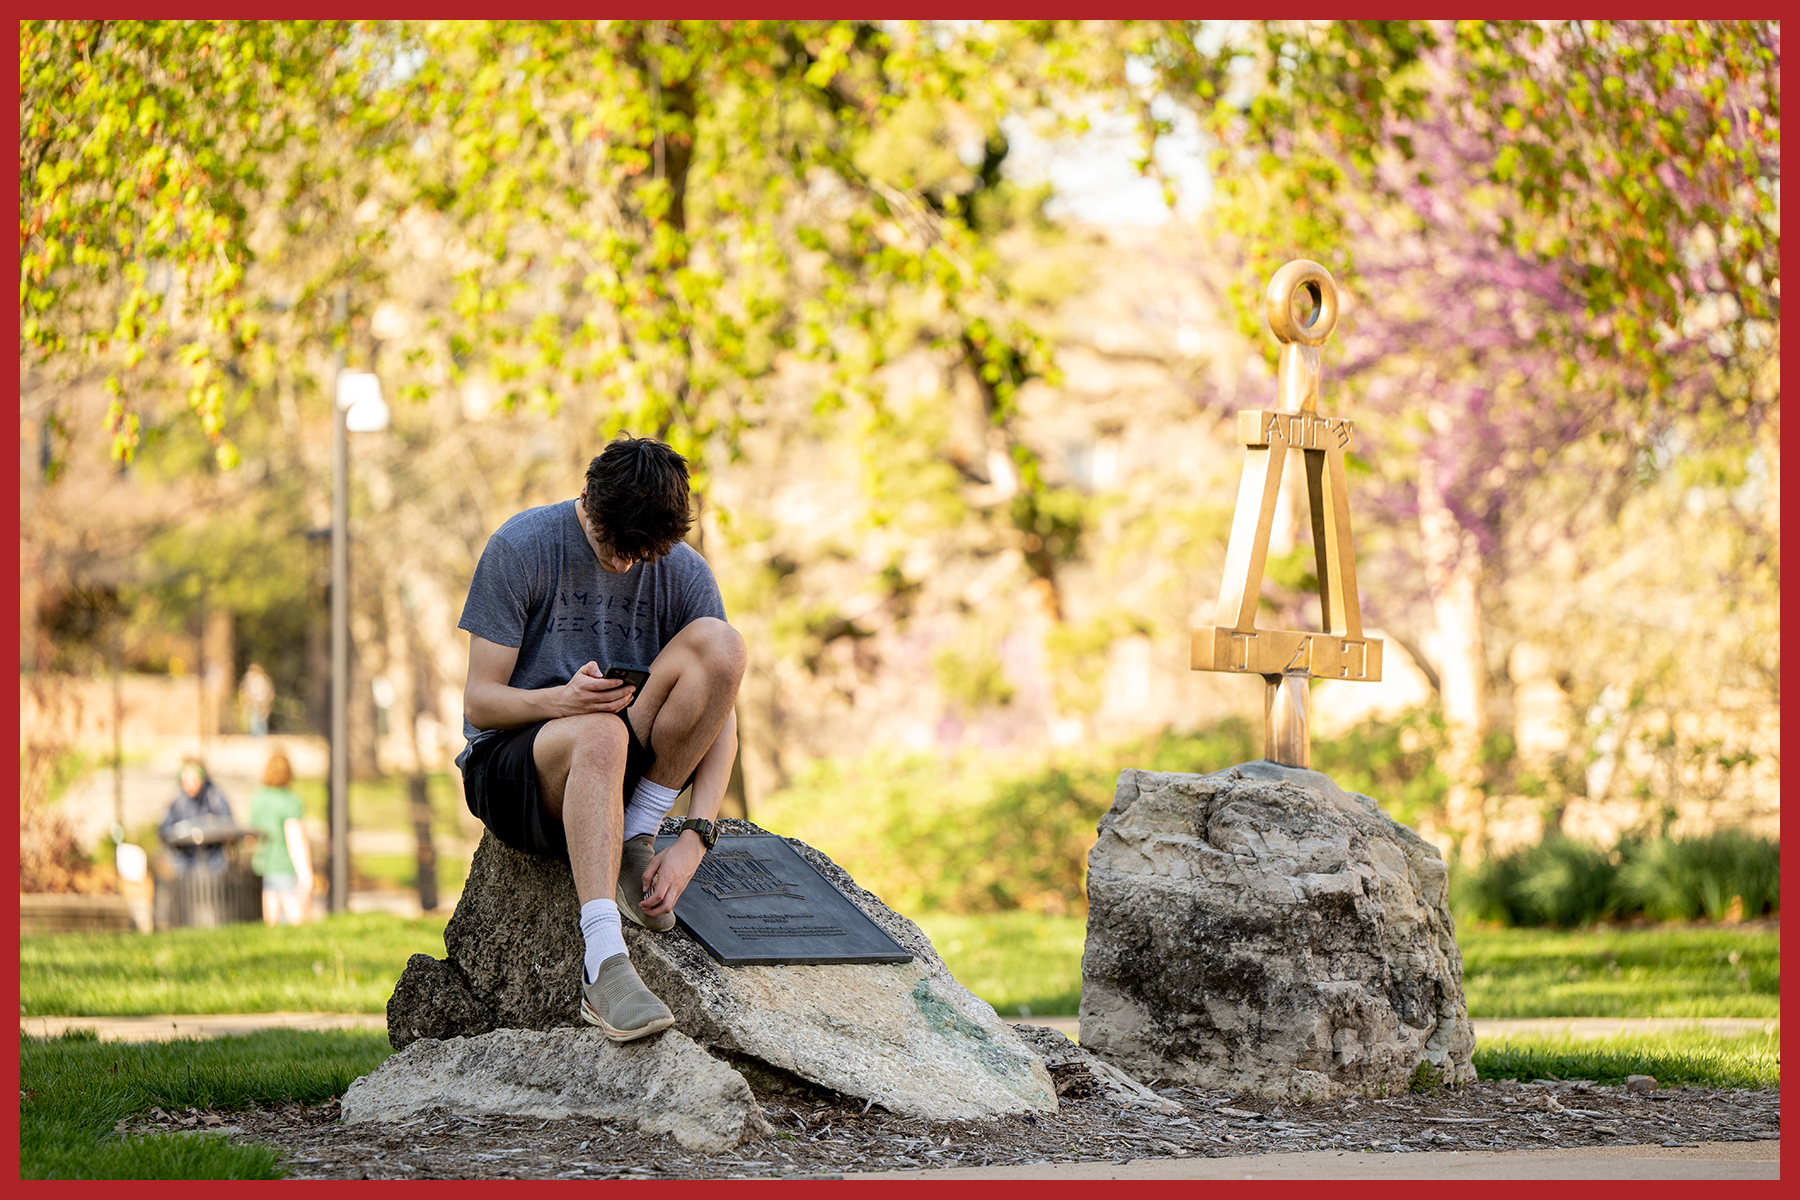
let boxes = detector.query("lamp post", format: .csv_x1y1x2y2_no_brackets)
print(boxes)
328,347,390,914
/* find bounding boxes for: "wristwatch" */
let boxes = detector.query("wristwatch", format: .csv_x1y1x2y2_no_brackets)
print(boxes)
680,818,718,852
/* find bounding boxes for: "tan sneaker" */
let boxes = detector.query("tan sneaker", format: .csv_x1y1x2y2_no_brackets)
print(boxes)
580,953,675,1042
615,833,676,932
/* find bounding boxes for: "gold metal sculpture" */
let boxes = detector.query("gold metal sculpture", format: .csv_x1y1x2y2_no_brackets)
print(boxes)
1192,260,1382,767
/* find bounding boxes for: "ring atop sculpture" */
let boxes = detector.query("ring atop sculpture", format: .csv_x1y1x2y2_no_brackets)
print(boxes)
1265,259,1339,348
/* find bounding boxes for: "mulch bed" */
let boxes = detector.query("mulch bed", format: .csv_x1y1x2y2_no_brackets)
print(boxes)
129,1066,1780,1179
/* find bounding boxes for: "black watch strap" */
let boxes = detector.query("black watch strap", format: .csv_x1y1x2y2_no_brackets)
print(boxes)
681,818,718,851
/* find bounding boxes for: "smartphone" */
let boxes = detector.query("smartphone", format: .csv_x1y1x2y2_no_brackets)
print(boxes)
602,662,651,705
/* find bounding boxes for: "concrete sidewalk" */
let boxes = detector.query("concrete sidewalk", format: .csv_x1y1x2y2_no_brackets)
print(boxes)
846,1140,1780,1180
21,1012,389,1041
21,1012,1778,1044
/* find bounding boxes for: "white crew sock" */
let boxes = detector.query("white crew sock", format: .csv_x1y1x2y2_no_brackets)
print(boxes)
580,898,628,985
621,777,683,841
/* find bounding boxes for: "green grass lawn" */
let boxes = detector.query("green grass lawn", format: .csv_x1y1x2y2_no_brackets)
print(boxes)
915,911,1086,1017
21,907,1779,1023
18,1020,1777,1180
915,915,1779,1021
1458,923,1780,1019
1472,1026,1780,1089
21,1027,391,1179
16,911,1779,1178
20,912,451,1017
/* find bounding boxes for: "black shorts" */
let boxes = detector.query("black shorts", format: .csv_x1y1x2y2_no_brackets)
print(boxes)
459,712,656,861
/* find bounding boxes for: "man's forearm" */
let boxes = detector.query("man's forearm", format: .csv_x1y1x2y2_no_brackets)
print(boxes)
464,681,573,731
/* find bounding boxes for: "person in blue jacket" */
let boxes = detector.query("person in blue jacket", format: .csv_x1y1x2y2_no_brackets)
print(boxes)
159,757,237,875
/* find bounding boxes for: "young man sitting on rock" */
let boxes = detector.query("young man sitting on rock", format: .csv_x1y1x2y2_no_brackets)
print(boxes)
456,435,747,1041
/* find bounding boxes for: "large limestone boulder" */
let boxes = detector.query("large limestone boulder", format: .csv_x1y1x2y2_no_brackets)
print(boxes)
388,818,1056,1121
402,827,589,1038
1080,761,1475,1101
340,1026,766,1151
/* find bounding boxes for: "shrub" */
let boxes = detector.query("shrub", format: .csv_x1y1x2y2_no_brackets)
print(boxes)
1454,829,1780,927
1455,834,1621,927
20,746,112,895
757,719,1262,916
1614,830,1781,921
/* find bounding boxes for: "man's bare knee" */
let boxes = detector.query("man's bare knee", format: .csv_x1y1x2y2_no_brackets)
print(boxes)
683,617,747,682
565,712,629,768
537,713,629,817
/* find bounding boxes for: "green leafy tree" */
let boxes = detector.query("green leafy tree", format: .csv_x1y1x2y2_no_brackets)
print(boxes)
22,21,1045,471
388,22,1075,600
1100,20,1779,390
24,20,1094,624
19,21,387,469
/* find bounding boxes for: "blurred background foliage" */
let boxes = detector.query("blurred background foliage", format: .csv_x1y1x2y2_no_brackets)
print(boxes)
758,713,1780,928
19,20,1780,926
1454,829,1782,929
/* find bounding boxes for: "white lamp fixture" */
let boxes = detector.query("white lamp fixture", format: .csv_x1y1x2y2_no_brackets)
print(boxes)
337,370,390,432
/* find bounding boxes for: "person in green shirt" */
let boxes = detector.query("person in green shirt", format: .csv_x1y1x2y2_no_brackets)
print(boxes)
247,752,313,926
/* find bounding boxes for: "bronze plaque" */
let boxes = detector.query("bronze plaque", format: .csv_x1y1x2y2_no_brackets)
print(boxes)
653,832,914,967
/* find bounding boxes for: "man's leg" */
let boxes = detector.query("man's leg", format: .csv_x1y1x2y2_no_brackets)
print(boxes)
532,712,630,905
627,616,748,801
531,712,674,1041
607,618,746,928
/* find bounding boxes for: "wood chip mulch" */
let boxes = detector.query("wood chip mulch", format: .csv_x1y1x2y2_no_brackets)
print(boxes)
122,1065,1780,1179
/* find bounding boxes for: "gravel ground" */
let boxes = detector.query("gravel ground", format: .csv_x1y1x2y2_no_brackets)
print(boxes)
125,1058,1780,1180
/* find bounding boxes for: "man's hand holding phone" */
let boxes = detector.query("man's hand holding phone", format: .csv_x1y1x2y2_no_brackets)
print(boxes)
556,661,635,717
602,663,652,708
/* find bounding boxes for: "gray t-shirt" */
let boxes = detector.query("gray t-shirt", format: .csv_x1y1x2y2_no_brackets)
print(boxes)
455,499,727,767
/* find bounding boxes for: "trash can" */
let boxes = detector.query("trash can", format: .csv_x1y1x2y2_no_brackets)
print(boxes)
156,815,261,929
154,869,263,928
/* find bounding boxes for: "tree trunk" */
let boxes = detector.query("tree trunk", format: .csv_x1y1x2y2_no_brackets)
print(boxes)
721,737,749,821
408,772,439,913
734,660,786,808
382,571,442,912
307,576,330,737
1418,450,1489,859
200,603,234,741
348,604,381,780
1761,404,1779,558
378,577,418,776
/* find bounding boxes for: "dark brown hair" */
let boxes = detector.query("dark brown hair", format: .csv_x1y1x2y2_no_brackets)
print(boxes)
582,436,693,563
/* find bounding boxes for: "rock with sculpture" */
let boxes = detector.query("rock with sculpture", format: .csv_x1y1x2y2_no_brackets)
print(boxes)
1080,261,1475,1100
